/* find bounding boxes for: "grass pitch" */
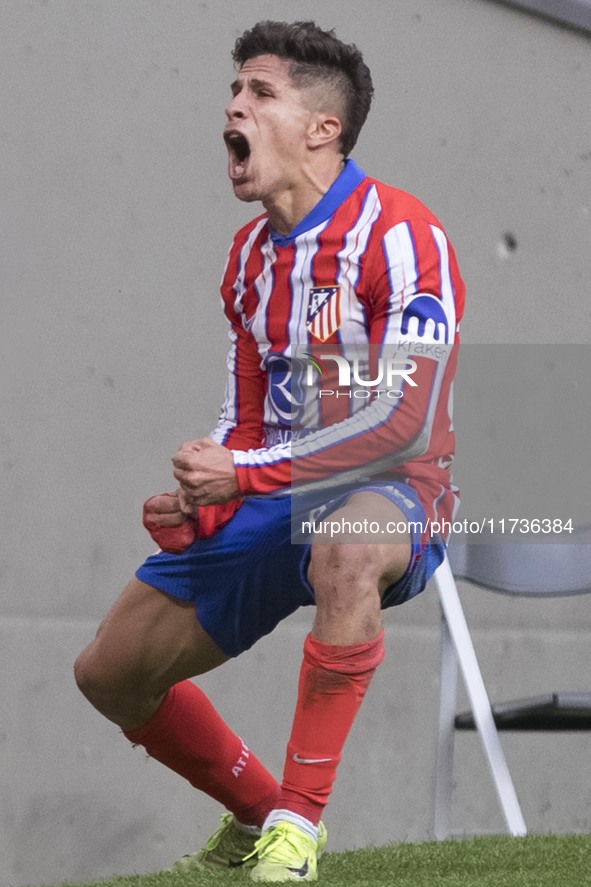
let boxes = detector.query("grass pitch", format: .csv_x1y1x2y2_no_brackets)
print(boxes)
54,834,591,887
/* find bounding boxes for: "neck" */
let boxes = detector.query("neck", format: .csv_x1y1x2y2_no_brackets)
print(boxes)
264,156,345,237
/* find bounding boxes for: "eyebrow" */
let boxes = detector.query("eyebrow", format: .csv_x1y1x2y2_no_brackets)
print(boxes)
230,76,278,95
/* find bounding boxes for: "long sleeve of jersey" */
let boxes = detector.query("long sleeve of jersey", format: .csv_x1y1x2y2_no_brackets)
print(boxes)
210,163,465,528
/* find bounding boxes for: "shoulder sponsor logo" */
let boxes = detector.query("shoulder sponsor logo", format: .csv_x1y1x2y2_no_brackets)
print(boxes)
400,293,451,344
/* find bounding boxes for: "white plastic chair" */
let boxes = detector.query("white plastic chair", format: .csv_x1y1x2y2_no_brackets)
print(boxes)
432,526,591,840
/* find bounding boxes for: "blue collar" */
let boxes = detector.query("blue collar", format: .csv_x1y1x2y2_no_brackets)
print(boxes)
269,158,367,246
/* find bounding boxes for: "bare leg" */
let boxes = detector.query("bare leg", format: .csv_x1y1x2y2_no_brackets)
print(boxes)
74,577,279,825
309,491,412,643
74,577,229,730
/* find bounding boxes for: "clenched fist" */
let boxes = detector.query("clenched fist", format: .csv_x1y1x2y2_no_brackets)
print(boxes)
172,438,240,506
143,491,197,553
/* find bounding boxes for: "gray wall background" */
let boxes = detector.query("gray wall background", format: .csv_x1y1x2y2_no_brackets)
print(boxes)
1,1,590,884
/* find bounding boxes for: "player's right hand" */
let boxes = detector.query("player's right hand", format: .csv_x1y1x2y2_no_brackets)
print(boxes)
143,491,197,553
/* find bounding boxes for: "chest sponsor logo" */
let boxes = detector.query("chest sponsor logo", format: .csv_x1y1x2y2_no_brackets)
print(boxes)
306,285,341,342
264,354,306,423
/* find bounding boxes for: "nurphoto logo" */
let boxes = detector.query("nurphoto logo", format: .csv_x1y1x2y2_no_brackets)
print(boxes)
304,352,418,400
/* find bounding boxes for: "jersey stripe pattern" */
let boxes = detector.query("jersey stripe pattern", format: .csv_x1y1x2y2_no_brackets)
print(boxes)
211,160,465,540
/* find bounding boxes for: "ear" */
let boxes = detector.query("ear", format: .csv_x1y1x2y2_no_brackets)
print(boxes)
307,113,342,151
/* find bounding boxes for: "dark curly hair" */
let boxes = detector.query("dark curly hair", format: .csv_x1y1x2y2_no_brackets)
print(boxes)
232,20,374,157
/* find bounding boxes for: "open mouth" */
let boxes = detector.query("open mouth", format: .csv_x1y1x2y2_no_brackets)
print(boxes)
224,131,251,179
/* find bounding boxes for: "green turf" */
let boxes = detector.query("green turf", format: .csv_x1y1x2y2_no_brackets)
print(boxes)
51,834,591,887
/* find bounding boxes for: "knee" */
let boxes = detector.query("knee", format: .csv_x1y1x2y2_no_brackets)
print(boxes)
308,537,410,605
308,542,380,599
307,543,385,643
74,642,134,720
74,641,167,730
73,643,109,708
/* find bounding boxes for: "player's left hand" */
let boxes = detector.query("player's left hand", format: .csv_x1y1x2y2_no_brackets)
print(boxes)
143,491,197,553
172,437,240,506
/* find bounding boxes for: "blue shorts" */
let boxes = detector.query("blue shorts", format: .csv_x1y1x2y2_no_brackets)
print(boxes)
136,481,445,657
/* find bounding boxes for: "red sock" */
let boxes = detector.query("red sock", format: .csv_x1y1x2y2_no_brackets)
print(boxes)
124,679,279,826
277,630,385,825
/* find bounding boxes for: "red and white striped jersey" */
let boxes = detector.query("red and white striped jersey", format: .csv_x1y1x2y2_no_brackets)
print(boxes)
210,159,465,537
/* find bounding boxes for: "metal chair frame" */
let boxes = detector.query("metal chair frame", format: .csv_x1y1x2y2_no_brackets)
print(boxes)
432,529,591,840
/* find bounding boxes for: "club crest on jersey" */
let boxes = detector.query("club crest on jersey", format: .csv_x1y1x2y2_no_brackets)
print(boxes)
306,286,341,342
